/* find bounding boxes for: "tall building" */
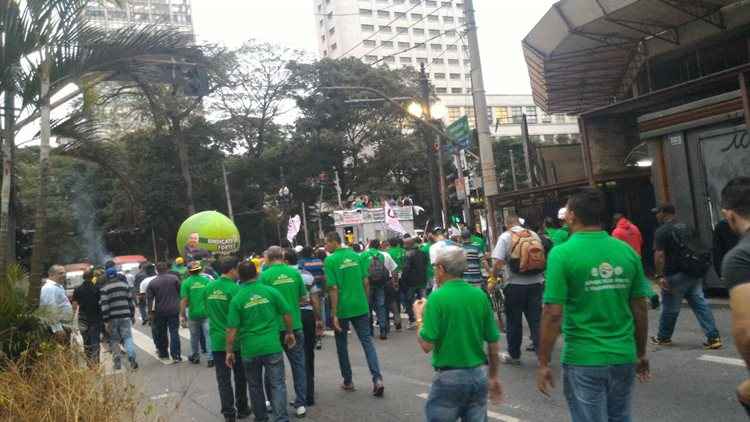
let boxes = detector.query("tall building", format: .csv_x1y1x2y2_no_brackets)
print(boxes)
84,0,194,36
314,0,471,95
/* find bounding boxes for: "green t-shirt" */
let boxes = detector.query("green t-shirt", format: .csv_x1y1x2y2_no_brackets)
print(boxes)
172,264,188,280
227,281,291,359
387,246,405,272
543,231,653,366
546,226,570,246
469,235,486,254
359,248,384,279
203,276,240,352
420,242,434,284
259,263,307,331
419,279,500,369
324,247,369,319
180,274,211,320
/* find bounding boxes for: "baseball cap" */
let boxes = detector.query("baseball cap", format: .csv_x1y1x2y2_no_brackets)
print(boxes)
175,257,185,265
432,226,445,235
651,203,675,214
557,207,567,220
105,267,118,279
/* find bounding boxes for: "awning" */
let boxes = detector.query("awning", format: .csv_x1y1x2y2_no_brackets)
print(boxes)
523,0,740,115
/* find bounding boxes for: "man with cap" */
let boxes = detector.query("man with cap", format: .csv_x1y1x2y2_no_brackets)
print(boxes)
547,207,571,247
172,257,188,281
99,263,138,370
428,227,456,293
180,261,214,367
651,203,722,349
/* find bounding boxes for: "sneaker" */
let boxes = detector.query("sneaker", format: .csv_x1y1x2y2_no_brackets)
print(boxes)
525,344,536,352
373,381,385,397
129,357,138,370
407,322,417,330
499,352,520,365
188,354,200,364
649,336,672,346
703,338,723,350
395,323,402,331
265,401,272,411
113,356,122,370
172,356,183,364
207,359,215,368
315,339,322,350
295,406,306,418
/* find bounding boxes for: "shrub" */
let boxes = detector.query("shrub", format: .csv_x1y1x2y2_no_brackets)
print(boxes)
0,265,49,365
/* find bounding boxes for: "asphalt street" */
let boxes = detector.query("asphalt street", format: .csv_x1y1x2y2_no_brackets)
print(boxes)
110,302,748,422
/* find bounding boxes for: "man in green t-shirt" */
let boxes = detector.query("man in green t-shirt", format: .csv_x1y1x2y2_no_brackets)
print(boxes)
324,231,385,397
259,246,309,417
413,244,502,420
226,261,295,422
537,189,651,422
171,257,188,280
420,237,434,294
180,261,213,366
386,237,406,331
203,258,250,422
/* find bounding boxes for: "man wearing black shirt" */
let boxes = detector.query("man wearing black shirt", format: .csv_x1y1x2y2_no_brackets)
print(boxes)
72,269,102,364
650,204,721,349
720,177,750,414
147,262,183,362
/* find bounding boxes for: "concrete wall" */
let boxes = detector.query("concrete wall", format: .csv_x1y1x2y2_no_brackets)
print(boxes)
585,116,642,176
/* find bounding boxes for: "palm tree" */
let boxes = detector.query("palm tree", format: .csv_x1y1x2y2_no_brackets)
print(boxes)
0,0,201,306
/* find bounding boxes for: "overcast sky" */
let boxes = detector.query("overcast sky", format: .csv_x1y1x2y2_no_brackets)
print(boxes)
191,1,555,95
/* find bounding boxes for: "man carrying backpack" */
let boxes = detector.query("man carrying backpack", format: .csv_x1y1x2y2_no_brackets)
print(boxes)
360,240,397,340
492,214,546,364
650,204,722,349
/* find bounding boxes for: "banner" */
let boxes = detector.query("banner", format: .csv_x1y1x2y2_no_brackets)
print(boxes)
287,215,301,244
384,202,407,234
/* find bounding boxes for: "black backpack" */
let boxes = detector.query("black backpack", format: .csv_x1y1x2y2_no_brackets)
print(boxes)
671,226,711,278
368,254,389,287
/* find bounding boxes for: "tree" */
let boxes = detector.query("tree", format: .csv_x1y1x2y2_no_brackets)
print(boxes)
210,40,306,158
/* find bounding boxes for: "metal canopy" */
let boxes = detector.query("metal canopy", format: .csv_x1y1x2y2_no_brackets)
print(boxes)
523,0,739,115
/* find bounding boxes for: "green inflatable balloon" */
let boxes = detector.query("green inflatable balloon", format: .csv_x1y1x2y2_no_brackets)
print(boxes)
176,211,240,257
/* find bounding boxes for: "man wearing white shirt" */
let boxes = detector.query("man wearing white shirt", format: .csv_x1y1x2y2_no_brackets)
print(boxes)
39,264,73,341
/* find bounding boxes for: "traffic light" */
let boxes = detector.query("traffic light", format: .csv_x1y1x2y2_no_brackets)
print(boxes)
450,215,461,225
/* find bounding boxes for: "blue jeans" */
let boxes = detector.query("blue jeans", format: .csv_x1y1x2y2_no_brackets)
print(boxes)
400,286,418,323
267,330,307,408
369,286,388,336
108,317,136,362
335,313,382,385
245,352,289,422
188,318,212,361
657,272,720,341
425,367,488,422
79,319,101,364
563,364,636,422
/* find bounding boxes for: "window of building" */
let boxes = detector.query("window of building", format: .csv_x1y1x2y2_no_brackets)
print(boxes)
360,8,373,16
380,25,392,32
447,58,459,65
412,13,423,20
397,26,409,33
456,2,464,9
363,39,377,47
415,42,426,49
329,27,335,35
449,73,460,79
377,10,391,17
321,35,326,42
400,57,413,64
394,0,406,3
323,50,328,57
432,58,444,64
510,106,523,124
540,111,551,124
395,12,406,19
448,107,461,120
494,106,509,125
108,9,126,20
459,17,465,23
86,8,106,19
410,0,422,4
319,19,324,27
465,73,472,79
384,56,396,63
445,29,456,37
525,106,537,124
464,59,471,66
431,43,442,50
331,43,338,51
446,44,458,51
377,0,390,3
443,16,454,23
426,0,437,6
434,72,446,79
427,14,439,22
365,55,379,62
413,28,425,35
362,24,375,32
436,87,448,94
381,40,394,48
429,29,441,36
398,41,410,48
328,11,333,20
451,87,463,94
416,57,428,64
442,2,453,7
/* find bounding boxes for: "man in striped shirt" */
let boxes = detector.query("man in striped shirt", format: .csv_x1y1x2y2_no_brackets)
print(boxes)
100,266,139,370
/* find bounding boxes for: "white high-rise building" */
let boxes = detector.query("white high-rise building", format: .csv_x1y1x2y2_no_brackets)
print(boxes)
84,0,194,36
314,0,471,95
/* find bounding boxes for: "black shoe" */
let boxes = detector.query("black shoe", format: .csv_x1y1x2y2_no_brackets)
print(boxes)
649,336,672,346
188,354,200,364
395,323,402,331
650,295,660,310
237,409,251,419
129,357,138,370
172,356,183,364
379,334,387,340
207,359,215,368
224,416,237,422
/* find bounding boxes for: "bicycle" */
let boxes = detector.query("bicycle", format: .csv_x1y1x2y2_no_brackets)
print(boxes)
486,277,506,333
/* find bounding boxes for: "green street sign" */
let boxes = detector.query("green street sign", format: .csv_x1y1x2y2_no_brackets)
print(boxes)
447,115,471,149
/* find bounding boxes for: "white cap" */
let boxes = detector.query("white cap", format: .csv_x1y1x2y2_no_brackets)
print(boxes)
558,207,567,220
518,217,526,226
294,245,304,253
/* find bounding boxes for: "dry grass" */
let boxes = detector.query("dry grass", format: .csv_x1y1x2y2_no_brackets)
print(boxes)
0,346,152,422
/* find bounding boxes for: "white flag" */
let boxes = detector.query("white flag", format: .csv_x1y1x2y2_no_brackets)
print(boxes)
384,202,407,234
287,215,301,243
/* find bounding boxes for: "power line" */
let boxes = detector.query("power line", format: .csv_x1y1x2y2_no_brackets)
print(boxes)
337,2,422,59
369,24,467,66
357,3,447,61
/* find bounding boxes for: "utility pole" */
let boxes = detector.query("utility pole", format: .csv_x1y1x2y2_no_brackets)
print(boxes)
333,169,343,209
221,162,234,221
301,201,310,246
419,63,446,228
465,0,499,243
521,113,533,187
509,150,518,190
318,183,325,241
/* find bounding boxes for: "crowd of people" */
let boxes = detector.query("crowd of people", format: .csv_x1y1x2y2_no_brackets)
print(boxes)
35,176,750,422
